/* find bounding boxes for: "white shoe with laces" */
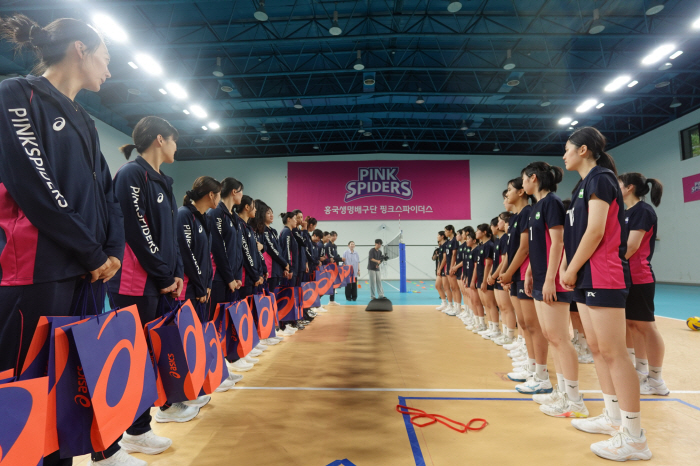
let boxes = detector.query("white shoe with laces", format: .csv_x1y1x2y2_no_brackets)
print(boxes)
640,377,670,396
484,331,501,341
590,427,652,461
183,394,211,408
503,340,522,351
250,348,263,357
119,430,172,455
88,449,148,466
436,302,448,311
493,335,513,346
214,374,238,393
227,359,254,372
540,393,589,418
507,368,530,382
261,338,280,346
445,306,457,316
571,409,620,436
244,355,259,364
533,386,563,406
256,343,268,351
515,376,553,394
154,402,200,423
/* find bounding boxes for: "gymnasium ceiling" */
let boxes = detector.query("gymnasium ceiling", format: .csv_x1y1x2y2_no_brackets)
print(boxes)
1,0,699,159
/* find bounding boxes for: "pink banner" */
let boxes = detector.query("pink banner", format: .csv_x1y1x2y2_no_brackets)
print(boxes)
682,172,700,203
287,160,470,220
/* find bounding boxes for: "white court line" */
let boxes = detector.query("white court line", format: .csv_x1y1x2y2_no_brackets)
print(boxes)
230,387,700,394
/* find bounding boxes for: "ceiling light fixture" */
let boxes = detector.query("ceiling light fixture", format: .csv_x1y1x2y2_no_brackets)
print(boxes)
208,122,220,130
558,117,573,125
589,8,605,34
645,1,665,16
460,120,469,131
364,132,372,137
260,125,268,134
213,57,224,77
628,80,639,88
402,142,409,148
134,54,162,75
493,144,501,152
158,88,167,95
655,80,670,88
669,98,682,108
447,0,463,13
127,61,138,69
165,82,188,99
220,84,234,93
313,144,320,150
353,50,365,70
92,13,128,42
329,10,342,35
127,88,140,95
642,43,676,65
658,62,672,71
576,99,598,113
669,50,683,59
202,126,208,131
261,135,270,141
416,88,425,104
466,131,476,137
183,109,190,115
294,99,303,109
693,17,700,29
503,49,516,70
571,120,579,126
604,75,631,92
540,97,551,107
596,102,605,109
194,138,203,143
189,105,207,118
254,0,268,21
358,122,365,133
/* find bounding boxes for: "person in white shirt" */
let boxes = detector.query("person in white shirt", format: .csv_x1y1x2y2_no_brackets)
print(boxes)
343,241,360,301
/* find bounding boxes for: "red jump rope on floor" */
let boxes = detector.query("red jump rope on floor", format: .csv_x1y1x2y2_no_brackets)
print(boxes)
396,405,488,433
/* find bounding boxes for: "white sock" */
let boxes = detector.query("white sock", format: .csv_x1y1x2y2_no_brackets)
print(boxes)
478,316,485,325
528,358,536,373
620,410,642,438
535,364,548,381
565,379,580,401
517,335,524,344
579,335,589,351
635,359,649,374
573,329,579,343
556,373,565,393
507,328,515,339
649,365,662,380
603,394,622,423
627,348,636,365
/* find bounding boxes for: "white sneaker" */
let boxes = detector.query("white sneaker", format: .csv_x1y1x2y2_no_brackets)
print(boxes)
515,376,553,394
256,343,268,351
571,409,620,436
485,331,501,341
214,376,238,393
477,327,491,336
578,350,595,364
436,301,448,311
327,300,338,306
465,323,475,331
244,355,259,364
316,307,328,313
226,359,254,372
119,430,172,455
445,306,457,316
494,335,513,346
227,373,243,383
507,368,530,382
590,427,652,461
503,340,522,351
88,449,147,466
533,386,563,405
640,377,670,396
155,402,200,423
282,327,296,335
183,394,211,408
636,370,648,384
250,348,263,357
472,323,487,334
261,338,280,346
540,393,589,418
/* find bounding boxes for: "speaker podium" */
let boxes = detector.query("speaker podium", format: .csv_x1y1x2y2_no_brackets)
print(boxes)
365,297,393,312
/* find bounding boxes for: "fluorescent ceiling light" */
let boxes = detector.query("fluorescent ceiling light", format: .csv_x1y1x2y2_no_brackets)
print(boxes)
627,80,639,88
558,117,572,125
604,75,631,92
183,109,190,115
165,82,188,99
92,14,128,42
596,102,605,109
693,17,700,29
447,1,463,13
134,54,162,75
576,99,598,113
158,88,167,95
669,51,683,59
189,105,208,118
641,44,675,65
202,126,208,130
127,61,138,69
571,120,579,126
208,122,220,130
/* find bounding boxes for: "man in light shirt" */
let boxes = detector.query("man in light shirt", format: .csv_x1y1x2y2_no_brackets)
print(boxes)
343,241,360,301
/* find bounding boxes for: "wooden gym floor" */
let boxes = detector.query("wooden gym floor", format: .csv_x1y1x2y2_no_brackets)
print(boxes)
75,305,700,466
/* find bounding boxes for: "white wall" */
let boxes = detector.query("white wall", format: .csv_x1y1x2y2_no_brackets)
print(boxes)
169,153,579,280
611,107,700,285
93,116,132,176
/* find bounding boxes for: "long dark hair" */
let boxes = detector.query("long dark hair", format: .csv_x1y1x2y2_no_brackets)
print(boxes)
234,195,254,214
521,161,564,192
221,177,243,200
618,172,663,207
121,116,179,159
249,199,270,233
183,176,221,206
568,126,617,176
0,14,103,74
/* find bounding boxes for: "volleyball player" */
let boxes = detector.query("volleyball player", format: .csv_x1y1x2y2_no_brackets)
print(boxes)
460,227,476,327
561,127,650,461
467,229,488,333
619,173,668,396
279,212,304,329
451,230,467,315
435,231,449,310
489,212,516,346
475,224,500,340
500,179,552,394
443,225,461,315
521,162,589,417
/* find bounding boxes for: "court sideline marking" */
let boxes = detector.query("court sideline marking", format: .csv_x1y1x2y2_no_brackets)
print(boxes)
230,387,700,394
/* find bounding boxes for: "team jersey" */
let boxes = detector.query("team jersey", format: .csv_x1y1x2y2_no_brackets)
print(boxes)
236,215,263,286
280,227,298,278
492,236,502,271
433,247,441,274
463,246,474,283
208,201,241,285
177,204,213,300
263,226,288,278
507,205,532,282
625,201,657,285
475,241,495,281
444,237,457,269
525,193,567,292
564,166,629,289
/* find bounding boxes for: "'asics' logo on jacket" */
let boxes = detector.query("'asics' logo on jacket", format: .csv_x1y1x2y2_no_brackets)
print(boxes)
53,117,66,131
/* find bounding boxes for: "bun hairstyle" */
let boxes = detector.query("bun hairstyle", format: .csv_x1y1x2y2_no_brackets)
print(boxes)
279,212,295,224
508,177,535,204
476,223,492,239
0,15,103,74
521,161,564,192
235,195,254,214
221,177,243,199
568,126,617,176
121,116,179,160
618,172,663,207
183,176,221,206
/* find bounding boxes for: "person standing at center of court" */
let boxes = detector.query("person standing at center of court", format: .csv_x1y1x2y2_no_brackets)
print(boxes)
343,241,360,301
368,239,385,300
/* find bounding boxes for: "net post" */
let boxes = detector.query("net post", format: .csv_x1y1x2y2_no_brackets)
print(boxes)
399,243,406,292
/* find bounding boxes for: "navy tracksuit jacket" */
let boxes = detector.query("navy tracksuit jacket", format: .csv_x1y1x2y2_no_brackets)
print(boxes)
236,215,263,287
177,205,213,300
110,157,183,296
264,226,288,278
207,202,242,286
279,227,298,281
0,75,124,285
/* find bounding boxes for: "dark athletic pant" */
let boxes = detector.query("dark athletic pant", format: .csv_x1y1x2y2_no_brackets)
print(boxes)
345,282,358,300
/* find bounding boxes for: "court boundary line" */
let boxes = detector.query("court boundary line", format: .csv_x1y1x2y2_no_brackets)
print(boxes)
230,386,700,394
397,396,700,466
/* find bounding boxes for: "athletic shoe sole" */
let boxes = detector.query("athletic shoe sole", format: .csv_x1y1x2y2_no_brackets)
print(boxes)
118,440,171,455
591,446,652,462
155,408,200,423
516,386,553,394
507,374,528,382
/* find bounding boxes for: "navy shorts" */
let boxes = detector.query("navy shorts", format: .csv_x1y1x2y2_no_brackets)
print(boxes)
573,288,629,309
625,282,655,322
494,282,503,291
570,301,578,313
455,269,463,280
476,279,494,291
532,289,573,304
510,281,533,300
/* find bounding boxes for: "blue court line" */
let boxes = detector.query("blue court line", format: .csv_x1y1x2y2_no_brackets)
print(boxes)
326,460,357,466
398,396,700,466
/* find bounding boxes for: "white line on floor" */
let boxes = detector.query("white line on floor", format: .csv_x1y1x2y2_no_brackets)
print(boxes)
229,387,700,394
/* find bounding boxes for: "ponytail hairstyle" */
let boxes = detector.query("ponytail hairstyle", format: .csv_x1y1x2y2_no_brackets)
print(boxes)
499,211,513,222
521,161,564,192
120,116,179,160
221,177,243,199
618,172,663,207
307,217,318,228
249,199,270,234
0,14,103,75
568,126,617,176
508,177,535,204
279,212,295,225
444,225,455,234
183,176,221,206
234,195,255,214
476,223,492,239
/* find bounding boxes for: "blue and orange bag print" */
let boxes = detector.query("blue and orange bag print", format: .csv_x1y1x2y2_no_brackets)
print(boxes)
0,376,49,466
228,298,260,358
200,321,229,394
274,286,301,322
301,282,321,309
250,293,276,339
